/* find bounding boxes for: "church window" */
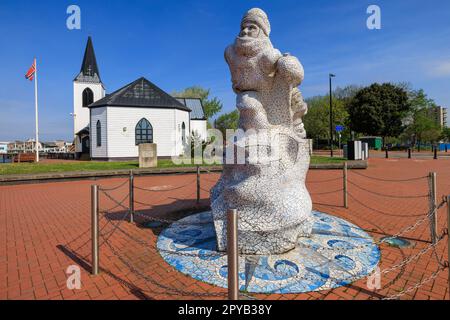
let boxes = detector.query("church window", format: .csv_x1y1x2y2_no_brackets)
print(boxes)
96,120,101,147
82,88,94,107
135,118,153,145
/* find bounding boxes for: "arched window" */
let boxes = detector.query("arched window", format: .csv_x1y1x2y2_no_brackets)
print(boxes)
181,122,186,143
96,120,101,147
135,118,153,145
82,88,94,107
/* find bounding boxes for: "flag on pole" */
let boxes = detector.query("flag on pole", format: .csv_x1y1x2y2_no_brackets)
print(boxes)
24,58,40,162
25,59,36,81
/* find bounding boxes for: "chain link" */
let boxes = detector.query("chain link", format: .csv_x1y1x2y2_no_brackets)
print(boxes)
350,170,428,183
347,179,429,199
347,191,429,218
382,266,447,300
98,179,129,192
134,178,197,193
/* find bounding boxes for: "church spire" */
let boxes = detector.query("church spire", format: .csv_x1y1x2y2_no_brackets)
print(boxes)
75,36,101,83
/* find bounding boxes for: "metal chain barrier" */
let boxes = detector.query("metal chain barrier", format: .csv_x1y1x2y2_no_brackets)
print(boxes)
78,169,450,300
98,179,129,192
382,266,447,300
347,179,429,199
99,192,129,214
103,234,227,298
134,178,197,193
347,191,429,218
350,170,428,183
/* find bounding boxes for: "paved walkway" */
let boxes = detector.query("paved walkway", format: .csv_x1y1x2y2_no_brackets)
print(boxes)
1,158,449,300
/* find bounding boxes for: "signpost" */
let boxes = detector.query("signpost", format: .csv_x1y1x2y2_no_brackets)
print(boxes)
336,125,344,157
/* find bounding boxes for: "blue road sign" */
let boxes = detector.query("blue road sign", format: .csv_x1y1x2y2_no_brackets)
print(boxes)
335,125,344,132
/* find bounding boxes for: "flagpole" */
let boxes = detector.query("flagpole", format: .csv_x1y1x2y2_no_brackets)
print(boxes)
34,58,39,162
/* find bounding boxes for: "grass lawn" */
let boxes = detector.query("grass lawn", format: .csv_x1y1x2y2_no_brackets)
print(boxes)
0,156,346,176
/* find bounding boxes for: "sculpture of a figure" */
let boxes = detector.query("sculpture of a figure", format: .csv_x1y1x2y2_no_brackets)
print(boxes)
211,8,313,255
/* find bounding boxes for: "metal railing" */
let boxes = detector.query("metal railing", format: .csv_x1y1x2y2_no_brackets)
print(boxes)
67,165,450,300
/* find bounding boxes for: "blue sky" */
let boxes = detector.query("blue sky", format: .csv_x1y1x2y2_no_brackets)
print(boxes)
0,0,449,141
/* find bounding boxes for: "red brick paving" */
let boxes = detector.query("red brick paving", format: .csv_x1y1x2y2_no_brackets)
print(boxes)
0,158,449,300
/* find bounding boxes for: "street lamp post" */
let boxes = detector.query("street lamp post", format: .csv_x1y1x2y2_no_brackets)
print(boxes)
329,74,336,158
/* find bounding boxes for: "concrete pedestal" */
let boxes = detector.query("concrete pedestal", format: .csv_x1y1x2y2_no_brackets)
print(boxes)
138,143,157,168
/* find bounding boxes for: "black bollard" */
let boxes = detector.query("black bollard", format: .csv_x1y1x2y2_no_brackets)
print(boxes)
434,147,438,160
385,148,389,159
408,148,412,159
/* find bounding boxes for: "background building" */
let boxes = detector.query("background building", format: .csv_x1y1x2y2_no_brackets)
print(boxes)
0,142,8,154
426,106,448,128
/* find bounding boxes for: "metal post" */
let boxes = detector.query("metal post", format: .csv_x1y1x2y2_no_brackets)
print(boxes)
343,162,348,208
385,147,389,159
91,185,99,275
329,74,335,158
227,209,239,300
434,146,438,160
129,170,134,223
196,165,200,204
446,195,450,299
429,172,438,244
408,148,412,159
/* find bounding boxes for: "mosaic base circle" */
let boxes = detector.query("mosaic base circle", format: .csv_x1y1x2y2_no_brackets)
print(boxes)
157,211,380,294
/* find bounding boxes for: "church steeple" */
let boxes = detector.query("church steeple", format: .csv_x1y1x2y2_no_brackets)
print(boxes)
75,36,101,83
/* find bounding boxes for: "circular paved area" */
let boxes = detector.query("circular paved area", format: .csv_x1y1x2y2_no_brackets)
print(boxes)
157,210,380,294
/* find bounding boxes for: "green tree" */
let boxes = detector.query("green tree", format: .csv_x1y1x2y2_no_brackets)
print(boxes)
401,88,440,148
303,94,349,142
402,109,440,146
215,110,239,135
442,127,450,142
172,86,223,121
347,83,411,146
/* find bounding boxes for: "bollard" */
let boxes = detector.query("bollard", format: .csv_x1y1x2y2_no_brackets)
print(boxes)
227,209,239,300
91,185,99,275
408,148,412,159
434,147,438,160
343,162,348,208
429,172,438,244
196,165,200,204
129,170,134,223
446,195,450,299
385,148,389,159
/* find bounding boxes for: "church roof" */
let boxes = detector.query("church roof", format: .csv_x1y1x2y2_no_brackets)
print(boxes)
74,36,101,83
175,98,206,120
88,77,191,112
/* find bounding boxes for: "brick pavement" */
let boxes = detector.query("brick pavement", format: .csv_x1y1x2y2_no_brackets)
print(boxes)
0,158,449,300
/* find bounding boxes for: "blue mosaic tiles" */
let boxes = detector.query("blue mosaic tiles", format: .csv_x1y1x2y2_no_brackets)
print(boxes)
157,211,380,294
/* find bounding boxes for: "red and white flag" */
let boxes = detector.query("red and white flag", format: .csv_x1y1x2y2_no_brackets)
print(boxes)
25,59,36,81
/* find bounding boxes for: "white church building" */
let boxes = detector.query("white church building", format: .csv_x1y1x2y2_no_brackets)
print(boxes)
73,37,207,160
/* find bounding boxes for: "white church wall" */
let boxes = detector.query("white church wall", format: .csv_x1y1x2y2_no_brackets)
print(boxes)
190,120,208,141
175,109,191,156
90,107,108,158
105,107,183,158
73,82,105,135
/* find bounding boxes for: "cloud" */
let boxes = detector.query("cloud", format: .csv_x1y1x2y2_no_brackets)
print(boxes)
426,61,450,78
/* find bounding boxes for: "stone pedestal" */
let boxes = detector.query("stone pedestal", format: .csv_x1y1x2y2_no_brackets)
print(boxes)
138,143,157,168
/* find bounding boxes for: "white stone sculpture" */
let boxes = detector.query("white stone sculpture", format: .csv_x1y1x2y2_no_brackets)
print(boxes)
210,8,313,254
